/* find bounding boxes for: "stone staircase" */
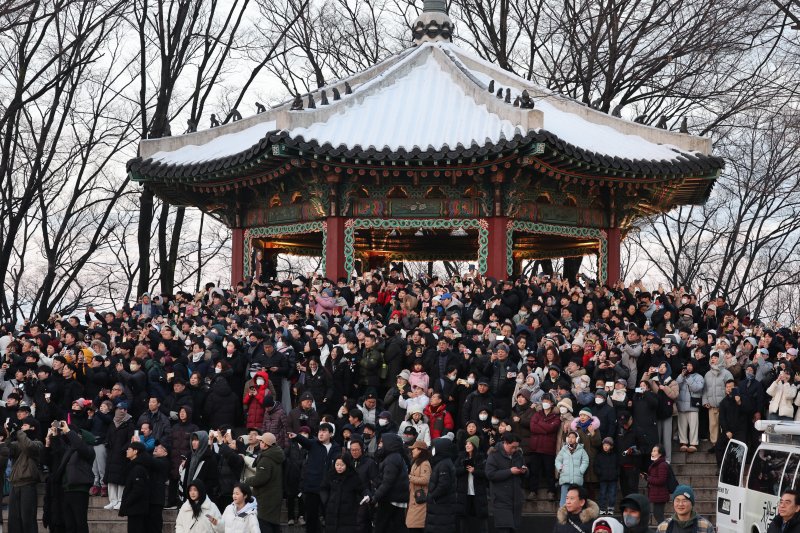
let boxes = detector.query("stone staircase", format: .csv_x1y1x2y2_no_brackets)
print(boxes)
4,444,721,532
522,442,720,523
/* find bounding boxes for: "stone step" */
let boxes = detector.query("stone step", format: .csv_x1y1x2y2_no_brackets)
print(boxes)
671,462,719,476
2,507,176,523
669,450,719,465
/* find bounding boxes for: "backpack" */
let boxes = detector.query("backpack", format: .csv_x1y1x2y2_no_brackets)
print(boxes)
666,462,679,493
656,388,674,420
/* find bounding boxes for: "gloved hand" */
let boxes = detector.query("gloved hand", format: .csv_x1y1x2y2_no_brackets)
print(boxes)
169,411,179,421
359,495,370,505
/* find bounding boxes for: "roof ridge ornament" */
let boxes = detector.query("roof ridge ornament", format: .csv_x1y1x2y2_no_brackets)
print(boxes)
412,0,453,45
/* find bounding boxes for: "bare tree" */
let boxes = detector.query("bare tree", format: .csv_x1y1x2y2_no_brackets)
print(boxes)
0,0,134,322
132,0,256,296
631,106,800,320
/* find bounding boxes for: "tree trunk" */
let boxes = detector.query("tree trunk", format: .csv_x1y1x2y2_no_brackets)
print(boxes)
137,187,154,296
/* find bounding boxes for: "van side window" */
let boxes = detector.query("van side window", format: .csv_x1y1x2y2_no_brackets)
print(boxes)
720,441,747,485
781,453,800,492
748,450,790,496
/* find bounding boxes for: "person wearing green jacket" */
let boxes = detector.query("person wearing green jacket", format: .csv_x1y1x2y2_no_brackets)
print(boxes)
555,431,589,506
244,432,284,533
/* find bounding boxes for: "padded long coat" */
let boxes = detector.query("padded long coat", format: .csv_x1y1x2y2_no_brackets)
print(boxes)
485,442,525,530
425,439,457,533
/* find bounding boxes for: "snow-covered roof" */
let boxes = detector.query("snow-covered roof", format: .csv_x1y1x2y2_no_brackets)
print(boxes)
289,53,520,152
150,121,277,166
133,40,719,178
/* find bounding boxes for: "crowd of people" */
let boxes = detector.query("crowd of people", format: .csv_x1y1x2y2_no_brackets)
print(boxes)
0,266,793,533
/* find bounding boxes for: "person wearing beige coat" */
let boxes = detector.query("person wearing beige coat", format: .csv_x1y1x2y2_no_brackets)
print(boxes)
407,441,432,531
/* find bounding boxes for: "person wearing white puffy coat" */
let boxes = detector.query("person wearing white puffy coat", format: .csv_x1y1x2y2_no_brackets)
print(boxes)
220,484,261,533
767,372,797,420
175,481,224,533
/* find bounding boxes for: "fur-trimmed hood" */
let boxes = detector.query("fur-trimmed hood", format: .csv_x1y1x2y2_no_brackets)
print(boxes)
556,499,600,525
569,415,601,432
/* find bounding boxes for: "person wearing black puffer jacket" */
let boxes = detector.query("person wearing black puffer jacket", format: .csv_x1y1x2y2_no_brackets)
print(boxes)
372,433,410,531
118,442,150,533
324,454,366,533
204,370,237,430
58,422,96,533
425,438,457,533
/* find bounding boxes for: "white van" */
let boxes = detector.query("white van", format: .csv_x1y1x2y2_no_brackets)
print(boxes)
717,421,800,533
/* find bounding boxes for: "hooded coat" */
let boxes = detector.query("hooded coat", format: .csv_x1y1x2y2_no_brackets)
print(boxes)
242,370,270,429
104,412,135,485
181,431,220,500
373,433,409,504
555,442,590,486
485,442,525,530
245,443,284,524
620,493,652,533
570,415,602,483
425,438,457,533
259,400,289,448
205,374,237,429
324,461,365,533
221,499,260,533
175,495,224,533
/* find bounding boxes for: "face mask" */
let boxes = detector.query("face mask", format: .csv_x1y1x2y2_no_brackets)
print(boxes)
204,339,212,348
747,372,754,380
130,364,139,372
192,352,203,362
363,435,372,442
595,397,604,405
491,418,499,425
215,367,222,374
249,341,257,347
559,406,569,414
249,372,256,378
623,514,640,527
449,374,457,381
516,376,524,384
467,378,475,385
256,378,265,386
479,414,488,421
681,298,688,305
276,341,285,350
378,419,388,426
442,321,450,327
542,402,551,410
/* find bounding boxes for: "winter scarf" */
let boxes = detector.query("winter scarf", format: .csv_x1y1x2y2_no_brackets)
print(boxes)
113,411,131,428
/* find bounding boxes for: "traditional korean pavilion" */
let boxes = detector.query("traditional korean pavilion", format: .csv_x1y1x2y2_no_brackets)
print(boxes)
127,0,723,285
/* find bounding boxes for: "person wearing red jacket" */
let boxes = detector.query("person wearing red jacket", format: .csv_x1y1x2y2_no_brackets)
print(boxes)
646,444,670,523
529,394,561,500
424,393,454,439
243,370,270,429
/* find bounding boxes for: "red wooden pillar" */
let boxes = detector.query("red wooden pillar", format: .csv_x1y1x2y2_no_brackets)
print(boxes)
325,216,347,280
606,227,622,286
486,216,509,279
231,228,245,286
